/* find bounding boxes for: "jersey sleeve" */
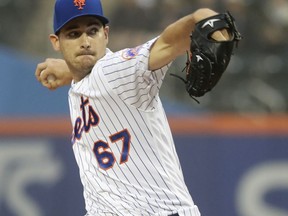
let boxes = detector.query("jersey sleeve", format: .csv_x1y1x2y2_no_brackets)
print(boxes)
101,37,171,112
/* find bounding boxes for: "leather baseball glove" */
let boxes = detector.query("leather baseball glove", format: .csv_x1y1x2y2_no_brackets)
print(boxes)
172,11,242,103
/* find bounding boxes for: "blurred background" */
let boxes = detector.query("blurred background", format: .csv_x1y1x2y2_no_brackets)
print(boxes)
0,0,287,216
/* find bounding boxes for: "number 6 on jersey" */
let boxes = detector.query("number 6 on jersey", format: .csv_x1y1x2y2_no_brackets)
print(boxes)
93,129,131,170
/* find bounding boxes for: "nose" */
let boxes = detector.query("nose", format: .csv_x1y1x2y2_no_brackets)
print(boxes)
80,33,91,49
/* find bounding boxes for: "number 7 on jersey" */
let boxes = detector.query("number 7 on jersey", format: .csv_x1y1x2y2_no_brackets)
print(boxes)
93,129,131,170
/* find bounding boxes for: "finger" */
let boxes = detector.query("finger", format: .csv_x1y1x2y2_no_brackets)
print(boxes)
39,69,50,81
211,29,230,41
211,31,226,41
35,62,47,81
221,29,230,40
49,80,57,90
41,79,56,90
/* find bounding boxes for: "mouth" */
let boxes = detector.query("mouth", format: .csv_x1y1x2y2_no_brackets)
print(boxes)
76,51,95,57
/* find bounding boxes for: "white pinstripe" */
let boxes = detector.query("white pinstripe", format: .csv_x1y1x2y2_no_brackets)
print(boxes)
68,38,201,216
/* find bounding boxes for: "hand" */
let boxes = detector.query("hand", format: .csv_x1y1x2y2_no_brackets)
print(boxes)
35,58,73,90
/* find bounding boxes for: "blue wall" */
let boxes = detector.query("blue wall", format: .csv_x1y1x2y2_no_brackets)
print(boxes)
0,134,287,216
175,134,288,216
0,46,69,117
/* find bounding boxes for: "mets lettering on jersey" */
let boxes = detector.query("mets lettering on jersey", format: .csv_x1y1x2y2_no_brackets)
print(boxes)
72,96,130,170
72,96,100,143
68,38,200,216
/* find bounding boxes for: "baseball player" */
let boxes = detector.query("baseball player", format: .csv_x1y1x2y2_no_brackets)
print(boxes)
35,0,235,215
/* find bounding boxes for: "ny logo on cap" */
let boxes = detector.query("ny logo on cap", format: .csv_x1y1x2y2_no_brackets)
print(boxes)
74,0,85,10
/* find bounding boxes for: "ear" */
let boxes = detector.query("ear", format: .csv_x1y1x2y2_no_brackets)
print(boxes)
49,34,60,51
104,26,109,44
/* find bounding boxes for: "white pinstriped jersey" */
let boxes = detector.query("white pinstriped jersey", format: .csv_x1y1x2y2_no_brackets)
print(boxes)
68,38,200,216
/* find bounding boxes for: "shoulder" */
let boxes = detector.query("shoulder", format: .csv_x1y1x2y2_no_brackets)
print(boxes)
98,38,158,72
103,37,159,62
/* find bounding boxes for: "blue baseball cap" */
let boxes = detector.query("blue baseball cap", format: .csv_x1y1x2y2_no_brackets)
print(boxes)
53,0,109,34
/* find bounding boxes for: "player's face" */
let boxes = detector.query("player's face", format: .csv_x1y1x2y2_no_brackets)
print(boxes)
50,16,109,81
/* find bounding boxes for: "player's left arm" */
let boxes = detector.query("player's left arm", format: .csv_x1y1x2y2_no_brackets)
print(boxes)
149,8,229,71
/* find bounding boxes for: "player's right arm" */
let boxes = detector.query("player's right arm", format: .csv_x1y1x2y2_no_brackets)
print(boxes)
35,58,73,90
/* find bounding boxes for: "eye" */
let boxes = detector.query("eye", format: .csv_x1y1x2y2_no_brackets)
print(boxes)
67,31,80,39
88,27,99,36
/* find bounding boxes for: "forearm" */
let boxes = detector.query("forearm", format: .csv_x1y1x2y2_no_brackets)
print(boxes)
160,14,196,56
149,8,219,70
